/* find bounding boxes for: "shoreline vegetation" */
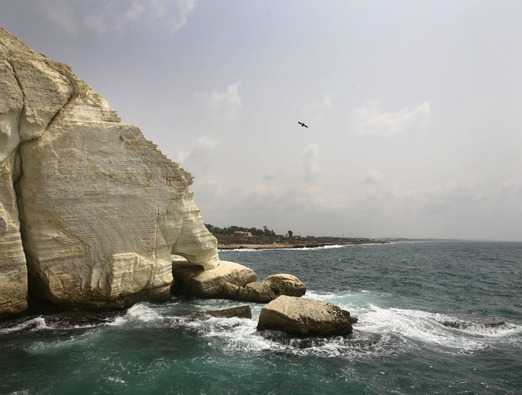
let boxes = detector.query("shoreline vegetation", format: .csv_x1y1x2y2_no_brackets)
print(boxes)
206,224,392,250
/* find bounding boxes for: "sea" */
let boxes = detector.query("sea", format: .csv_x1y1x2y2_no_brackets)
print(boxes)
1,241,521,394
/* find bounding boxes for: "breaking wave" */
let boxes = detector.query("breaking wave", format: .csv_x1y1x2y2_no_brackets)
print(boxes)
2,289,520,359
307,290,522,354
0,316,48,334
220,243,395,253
103,290,522,359
219,245,349,253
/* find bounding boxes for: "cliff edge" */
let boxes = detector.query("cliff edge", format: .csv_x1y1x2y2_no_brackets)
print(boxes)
0,28,219,314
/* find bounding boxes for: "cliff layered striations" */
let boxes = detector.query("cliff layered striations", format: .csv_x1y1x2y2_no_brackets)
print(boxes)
0,28,218,314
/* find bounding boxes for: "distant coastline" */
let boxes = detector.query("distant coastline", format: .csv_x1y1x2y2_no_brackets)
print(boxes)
218,241,388,251
206,224,393,250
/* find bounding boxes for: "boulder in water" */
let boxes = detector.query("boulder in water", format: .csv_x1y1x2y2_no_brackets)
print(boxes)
205,305,252,319
257,295,355,336
263,273,306,297
222,273,306,303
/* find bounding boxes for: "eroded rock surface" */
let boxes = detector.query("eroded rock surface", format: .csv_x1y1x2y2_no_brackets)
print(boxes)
222,273,306,303
205,305,252,319
257,295,355,336
173,260,256,298
0,28,219,313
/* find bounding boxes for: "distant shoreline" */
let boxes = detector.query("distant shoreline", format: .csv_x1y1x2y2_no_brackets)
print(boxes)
218,240,391,250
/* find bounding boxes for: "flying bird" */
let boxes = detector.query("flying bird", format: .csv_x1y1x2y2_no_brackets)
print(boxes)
298,121,309,128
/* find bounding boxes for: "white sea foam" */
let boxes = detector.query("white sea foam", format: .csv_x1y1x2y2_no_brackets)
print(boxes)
307,290,522,354
0,317,48,335
220,243,395,253
218,248,258,252
106,291,518,358
108,303,163,326
202,316,276,352
4,289,519,360
284,244,347,251
356,306,485,352
107,376,127,385
126,303,162,322
219,245,349,253
455,321,522,338
27,328,101,354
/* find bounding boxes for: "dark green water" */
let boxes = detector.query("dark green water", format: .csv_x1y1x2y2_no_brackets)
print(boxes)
1,241,521,394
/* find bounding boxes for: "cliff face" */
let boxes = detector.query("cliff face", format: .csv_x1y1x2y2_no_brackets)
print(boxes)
0,28,219,314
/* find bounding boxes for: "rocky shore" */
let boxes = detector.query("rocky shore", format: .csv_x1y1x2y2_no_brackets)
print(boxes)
0,28,354,337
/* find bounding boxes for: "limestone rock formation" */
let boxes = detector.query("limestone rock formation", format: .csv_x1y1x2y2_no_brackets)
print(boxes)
223,273,306,303
205,305,252,319
173,260,256,298
0,28,220,313
261,273,306,297
257,295,355,336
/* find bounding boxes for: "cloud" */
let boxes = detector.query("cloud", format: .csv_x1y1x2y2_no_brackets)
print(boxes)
302,144,319,182
208,82,242,121
420,182,487,216
299,94,334,123
40,0,196,35
363,169,383,185
172,0,196,31
353,101,431,136
177,135,218,176
321,95,334,110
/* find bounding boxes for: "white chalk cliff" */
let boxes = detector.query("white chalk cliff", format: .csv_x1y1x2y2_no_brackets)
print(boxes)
0,28,220,314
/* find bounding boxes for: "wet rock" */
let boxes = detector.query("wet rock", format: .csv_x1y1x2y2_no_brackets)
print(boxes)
221,281,271,302
484,321,506,328
205,305,252,319
263,274,306,297
257,295,354,336
441,319,506,329
222,273,306,303
173,260,256,298
441,320,466,329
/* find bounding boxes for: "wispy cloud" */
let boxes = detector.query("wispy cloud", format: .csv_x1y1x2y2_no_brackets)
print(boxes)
299,94,334,123
302,144,319,182
353,101,431,136
40,0,196,35
207,82,242,121
363,168,383,185
172,0,196,32
177,135,218,166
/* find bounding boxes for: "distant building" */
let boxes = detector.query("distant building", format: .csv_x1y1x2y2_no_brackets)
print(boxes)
233,231,253,237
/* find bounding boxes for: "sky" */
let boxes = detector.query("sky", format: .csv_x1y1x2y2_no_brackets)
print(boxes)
1,0,521,241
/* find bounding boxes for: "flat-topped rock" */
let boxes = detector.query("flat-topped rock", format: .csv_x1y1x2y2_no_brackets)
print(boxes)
257,295,355,336
205,305,252,319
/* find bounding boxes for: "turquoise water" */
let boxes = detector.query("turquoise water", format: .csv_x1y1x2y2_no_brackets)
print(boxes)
1,241,521,394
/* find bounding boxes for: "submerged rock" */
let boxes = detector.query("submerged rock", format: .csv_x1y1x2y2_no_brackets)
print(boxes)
205,305,252,319
441,320,506,329
0,28,222,314
257,295,354,336
223,273,306,303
